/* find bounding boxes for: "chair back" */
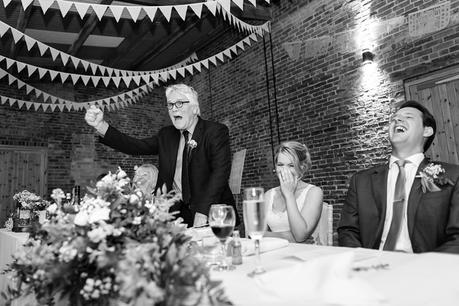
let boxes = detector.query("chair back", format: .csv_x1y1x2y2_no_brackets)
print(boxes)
311,202,333,246
229,149,246,195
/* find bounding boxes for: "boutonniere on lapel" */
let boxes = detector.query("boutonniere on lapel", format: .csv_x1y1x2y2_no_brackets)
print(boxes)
416,163,454,193
186,139,197,160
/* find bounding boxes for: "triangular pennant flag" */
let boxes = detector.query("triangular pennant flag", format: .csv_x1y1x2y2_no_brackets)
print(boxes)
216,52,225,63
91,76,100,87
243,36,252,46
81,75,90,86
50,96,57,103
169,69,177,79
81,60,89,71
152,74,159,84
74,2,90,19
143,7,158,22
5,58,14,69
57,0,73,18
174,5,188,21
127,6,142,22
70,56,80,69
106,67,114,76
8,98,16,107
233,0,244,10
193,62,202,72
219,0,231,13
185,65,193,75
17,80,25,89
25,85,33,94
38,68,47,79
60,72,69,83
42,93,50,102
21,0,34,10
33,102,40,111
248,0,256,6
49,48,59,61
102,77,111,86
132,75,141,86
70,74,80,85
176,68,185,78
189,3,203,18
141,74,150,83
49,104,58,112
25,101,33,109
57,104,65,112
209,56,217,66
8,74,15,85
110,6,124,23
2,0,13,8
159,6,172,21
17,100,25,109
205,1,217,15
36,41,48,56
49,70,58,81
223,49,232,59
126,91,134,99
42,104,50,112
0,96,8,104
236,41,245,50
202,58,209,69
90,63,98,74
0,70,6,80
17,61,27,73
91,4,107,21
38,0,54,14
122,76,131,87
27,65,37,77
11,28,24,44
0,22,9,37
60,53,69,66
99,65,106,75
249,33,258,41
230,45,238,55
112,76,121,87
160,72,168,81
24,36,36,51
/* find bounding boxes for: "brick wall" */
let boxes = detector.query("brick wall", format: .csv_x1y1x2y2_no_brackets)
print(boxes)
1,0,459,241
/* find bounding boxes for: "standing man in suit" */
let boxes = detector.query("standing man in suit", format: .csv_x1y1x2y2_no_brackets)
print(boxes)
338,100,459,253
84,84,236,227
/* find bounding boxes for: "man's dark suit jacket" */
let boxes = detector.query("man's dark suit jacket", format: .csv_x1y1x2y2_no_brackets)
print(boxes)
100,117,236,221
338,159,459,254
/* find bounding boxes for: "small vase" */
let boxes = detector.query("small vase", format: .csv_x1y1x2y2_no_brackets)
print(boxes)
12,209,32,232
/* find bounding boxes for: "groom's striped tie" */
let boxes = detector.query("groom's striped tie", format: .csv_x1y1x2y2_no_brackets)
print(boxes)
383,160,407,251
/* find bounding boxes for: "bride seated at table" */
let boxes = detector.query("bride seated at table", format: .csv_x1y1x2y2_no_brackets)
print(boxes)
133,163,159,199
264,141,323,243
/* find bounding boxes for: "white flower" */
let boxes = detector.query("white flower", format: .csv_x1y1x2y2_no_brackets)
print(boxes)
59,243,78,262
74,211,90,226
88,207,110,224
47,203,58,214
88,227,108,243
132,216,142,225
117,167,127,180
187,139,197,149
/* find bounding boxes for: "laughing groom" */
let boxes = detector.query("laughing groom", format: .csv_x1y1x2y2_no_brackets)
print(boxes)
338,100,459,253
84,84,236,227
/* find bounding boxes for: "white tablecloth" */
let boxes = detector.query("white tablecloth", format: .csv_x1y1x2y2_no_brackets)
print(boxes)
211,243,459,306
0,229,29,305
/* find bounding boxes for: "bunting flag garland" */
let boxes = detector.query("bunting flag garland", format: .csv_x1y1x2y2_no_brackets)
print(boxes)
1,0,269,24
0,18,270,78
0,30,265,112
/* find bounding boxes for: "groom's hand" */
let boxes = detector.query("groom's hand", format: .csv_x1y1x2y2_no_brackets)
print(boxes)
85,105,108,135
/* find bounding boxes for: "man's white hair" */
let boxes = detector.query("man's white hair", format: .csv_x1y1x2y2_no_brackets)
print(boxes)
165,84,200,115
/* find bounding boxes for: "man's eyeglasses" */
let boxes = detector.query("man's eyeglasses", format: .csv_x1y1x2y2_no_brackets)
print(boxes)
167,101,190,110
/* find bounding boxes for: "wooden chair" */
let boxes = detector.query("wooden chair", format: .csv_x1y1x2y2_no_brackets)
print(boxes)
311,202,333,246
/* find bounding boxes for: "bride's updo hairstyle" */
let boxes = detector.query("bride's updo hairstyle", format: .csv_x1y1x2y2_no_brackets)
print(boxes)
274,141,312,179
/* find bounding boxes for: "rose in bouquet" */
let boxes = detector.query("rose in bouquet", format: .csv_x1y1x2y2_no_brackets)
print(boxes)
12,190,44,211
3,167,231,306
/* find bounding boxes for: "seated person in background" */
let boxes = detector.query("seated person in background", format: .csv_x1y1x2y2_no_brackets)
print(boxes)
264,141,323,243
133,164,159,199
338,101,459,253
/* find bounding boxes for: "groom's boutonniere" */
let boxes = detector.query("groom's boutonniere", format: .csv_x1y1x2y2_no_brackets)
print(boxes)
187,139,197,150
416,163,454,193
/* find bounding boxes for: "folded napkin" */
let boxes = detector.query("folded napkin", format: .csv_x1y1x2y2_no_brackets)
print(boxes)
241,237,289,256
185,226,214,241
254,251,386,305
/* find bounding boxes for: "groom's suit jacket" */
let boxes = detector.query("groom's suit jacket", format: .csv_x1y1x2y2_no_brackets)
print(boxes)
100,117,236,219
338,159,459,254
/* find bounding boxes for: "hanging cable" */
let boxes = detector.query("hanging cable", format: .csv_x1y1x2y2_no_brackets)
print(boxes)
207,67,213,118
269,32,281,144
262,35,276,170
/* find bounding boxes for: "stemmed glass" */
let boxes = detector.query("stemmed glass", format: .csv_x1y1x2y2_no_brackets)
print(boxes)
209,204,236,271
243,187,267,276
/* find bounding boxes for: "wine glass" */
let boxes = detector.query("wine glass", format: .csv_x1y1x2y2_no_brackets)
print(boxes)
209,204,236,271
243,187,267,276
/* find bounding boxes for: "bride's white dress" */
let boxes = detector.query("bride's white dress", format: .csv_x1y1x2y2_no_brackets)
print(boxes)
266,184,314,232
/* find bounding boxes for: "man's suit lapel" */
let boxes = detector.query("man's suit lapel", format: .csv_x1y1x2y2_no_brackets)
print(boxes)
407,158,428,236
168,129,181,181
189,117,203,163
370,164,389,247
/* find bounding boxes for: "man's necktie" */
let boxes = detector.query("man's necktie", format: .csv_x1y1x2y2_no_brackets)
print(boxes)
383,160,407,251
181,130,191,203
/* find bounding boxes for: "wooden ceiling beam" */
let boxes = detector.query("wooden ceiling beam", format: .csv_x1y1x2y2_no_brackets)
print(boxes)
67,0,114,56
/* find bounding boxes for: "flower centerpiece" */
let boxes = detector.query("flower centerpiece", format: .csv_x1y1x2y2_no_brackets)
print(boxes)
12,190,49,232
4,167,231,306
